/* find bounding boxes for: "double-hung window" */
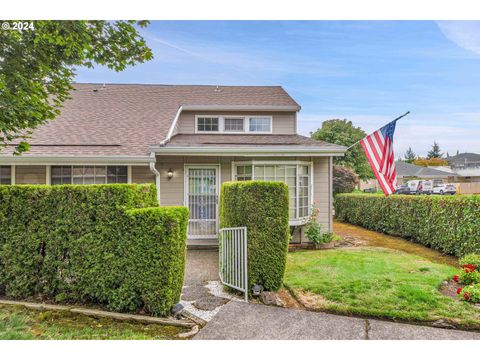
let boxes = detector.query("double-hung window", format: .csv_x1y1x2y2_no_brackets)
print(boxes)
249,117,271,133
223,117,244,132
196,115,272,133
51,166,128,185
233,162,311,221
0,166,11,185
196,117,219,132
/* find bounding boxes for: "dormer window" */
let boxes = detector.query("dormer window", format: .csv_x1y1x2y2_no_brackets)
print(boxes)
224,117,244,132
195,115,272,134
196,117,219,132
249,117,271,133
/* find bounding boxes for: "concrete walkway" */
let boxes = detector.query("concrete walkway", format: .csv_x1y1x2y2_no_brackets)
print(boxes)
181,250,243,322
194,301,480,340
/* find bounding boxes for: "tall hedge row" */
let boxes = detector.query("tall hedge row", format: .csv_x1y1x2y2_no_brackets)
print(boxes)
335,194,480,256
220,181,290,292
0,184,188,316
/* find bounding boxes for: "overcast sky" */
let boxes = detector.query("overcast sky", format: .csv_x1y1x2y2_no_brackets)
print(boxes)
75,21,480,157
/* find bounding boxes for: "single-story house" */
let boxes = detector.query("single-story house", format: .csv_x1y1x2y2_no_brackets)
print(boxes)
360,160,455,190
0,83,346,246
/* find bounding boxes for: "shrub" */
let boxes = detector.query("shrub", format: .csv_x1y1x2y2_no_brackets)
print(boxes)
458,284,480,303
333,165,358,195
0,184,188,316
334,194,480,257
220,181,289,292
305,206,324,245
459,254,480,269
458,266,480,285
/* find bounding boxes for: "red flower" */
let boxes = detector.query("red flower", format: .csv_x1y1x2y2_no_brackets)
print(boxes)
465,268,470,274
453,275,459,282
464,292,471,301
457,288,463,294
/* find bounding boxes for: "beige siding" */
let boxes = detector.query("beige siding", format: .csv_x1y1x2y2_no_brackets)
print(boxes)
15,165,46,184
313,156,331,231
131,166,155,184
176,111,296,135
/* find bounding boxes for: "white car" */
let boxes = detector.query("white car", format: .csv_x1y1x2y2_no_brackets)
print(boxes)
432,184,456,195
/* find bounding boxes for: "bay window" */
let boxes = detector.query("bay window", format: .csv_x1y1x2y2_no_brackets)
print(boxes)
233,161,312,221
51,166,128,185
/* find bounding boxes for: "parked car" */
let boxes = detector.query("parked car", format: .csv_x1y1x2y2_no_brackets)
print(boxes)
395,185,411,195
432,184,457,195
406,180,434,195
363,188,377,193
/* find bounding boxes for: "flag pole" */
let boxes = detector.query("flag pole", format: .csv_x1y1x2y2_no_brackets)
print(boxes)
345,111,410,151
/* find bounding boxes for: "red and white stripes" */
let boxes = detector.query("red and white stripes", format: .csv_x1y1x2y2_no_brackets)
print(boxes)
360,128,397,195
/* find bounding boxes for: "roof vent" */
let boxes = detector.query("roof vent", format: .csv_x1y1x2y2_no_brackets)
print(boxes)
213,85,222,92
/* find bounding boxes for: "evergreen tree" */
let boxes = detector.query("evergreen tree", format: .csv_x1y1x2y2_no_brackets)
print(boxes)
427,141,443,159
404,147,416,163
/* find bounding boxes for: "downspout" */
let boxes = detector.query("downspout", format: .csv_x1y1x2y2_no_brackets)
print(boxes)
149,152,161,204
151,105,183,204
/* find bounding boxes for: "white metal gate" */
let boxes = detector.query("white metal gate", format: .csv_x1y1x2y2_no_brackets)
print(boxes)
219,227,248,302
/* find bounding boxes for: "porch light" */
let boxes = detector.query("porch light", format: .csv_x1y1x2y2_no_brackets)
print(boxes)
167,168,174,180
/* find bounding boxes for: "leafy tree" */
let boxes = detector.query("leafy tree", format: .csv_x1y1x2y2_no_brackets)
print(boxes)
0,20,153,154
404,147,416,163
427,141,443,159
333,165,358,194
311,119,373,180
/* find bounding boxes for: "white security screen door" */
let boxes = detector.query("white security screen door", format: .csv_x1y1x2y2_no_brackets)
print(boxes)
185,166,219,238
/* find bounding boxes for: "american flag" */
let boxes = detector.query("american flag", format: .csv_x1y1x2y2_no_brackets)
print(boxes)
360,120,398,195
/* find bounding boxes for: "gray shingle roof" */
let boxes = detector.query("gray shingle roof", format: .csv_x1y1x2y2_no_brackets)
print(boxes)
165,134,344,149
396,161,454,177
0,83,302,158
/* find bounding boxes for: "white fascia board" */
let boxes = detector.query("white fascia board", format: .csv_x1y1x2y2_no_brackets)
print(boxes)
181,105,301,112
151,146,346,157
0,155,152,166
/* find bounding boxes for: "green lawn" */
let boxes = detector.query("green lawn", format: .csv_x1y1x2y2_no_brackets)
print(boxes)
284,247,480,328
0,305,184,340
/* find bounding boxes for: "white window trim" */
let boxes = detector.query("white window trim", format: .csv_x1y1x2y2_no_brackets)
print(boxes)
231,160,313,225
195,115,273,134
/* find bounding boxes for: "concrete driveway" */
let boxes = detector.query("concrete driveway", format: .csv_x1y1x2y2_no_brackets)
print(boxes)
194,301,480,340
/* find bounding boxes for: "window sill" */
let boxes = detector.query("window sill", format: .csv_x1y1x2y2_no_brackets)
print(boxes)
289,218,309,226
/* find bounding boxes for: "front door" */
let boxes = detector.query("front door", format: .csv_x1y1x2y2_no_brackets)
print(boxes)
185,166,219,238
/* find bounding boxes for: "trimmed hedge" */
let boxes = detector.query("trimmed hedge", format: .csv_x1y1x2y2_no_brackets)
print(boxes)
0,184,188,316
220,181,290,292
335,194,480,256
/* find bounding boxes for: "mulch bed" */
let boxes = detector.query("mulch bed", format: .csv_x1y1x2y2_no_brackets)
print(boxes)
439,279,462,300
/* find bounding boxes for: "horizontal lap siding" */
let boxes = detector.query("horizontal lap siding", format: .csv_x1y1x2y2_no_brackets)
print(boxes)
313,157,331,231
131,166,155,184
15,165,46,184
155,156,233,206
176,111,296,134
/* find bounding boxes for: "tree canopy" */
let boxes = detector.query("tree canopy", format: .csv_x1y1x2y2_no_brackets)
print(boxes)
0,20,153,154
311,119,373,180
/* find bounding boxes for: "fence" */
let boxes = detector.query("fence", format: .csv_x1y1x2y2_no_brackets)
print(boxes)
219,227,248,302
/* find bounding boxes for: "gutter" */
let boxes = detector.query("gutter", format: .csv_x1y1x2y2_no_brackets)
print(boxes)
149,152,161,204
0,155,152,165
150,145,347,156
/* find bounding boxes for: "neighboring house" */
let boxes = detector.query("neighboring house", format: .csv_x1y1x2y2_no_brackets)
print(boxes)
360,160,455,190
0,84,346,246
395,161,456,184
445,152,480,182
